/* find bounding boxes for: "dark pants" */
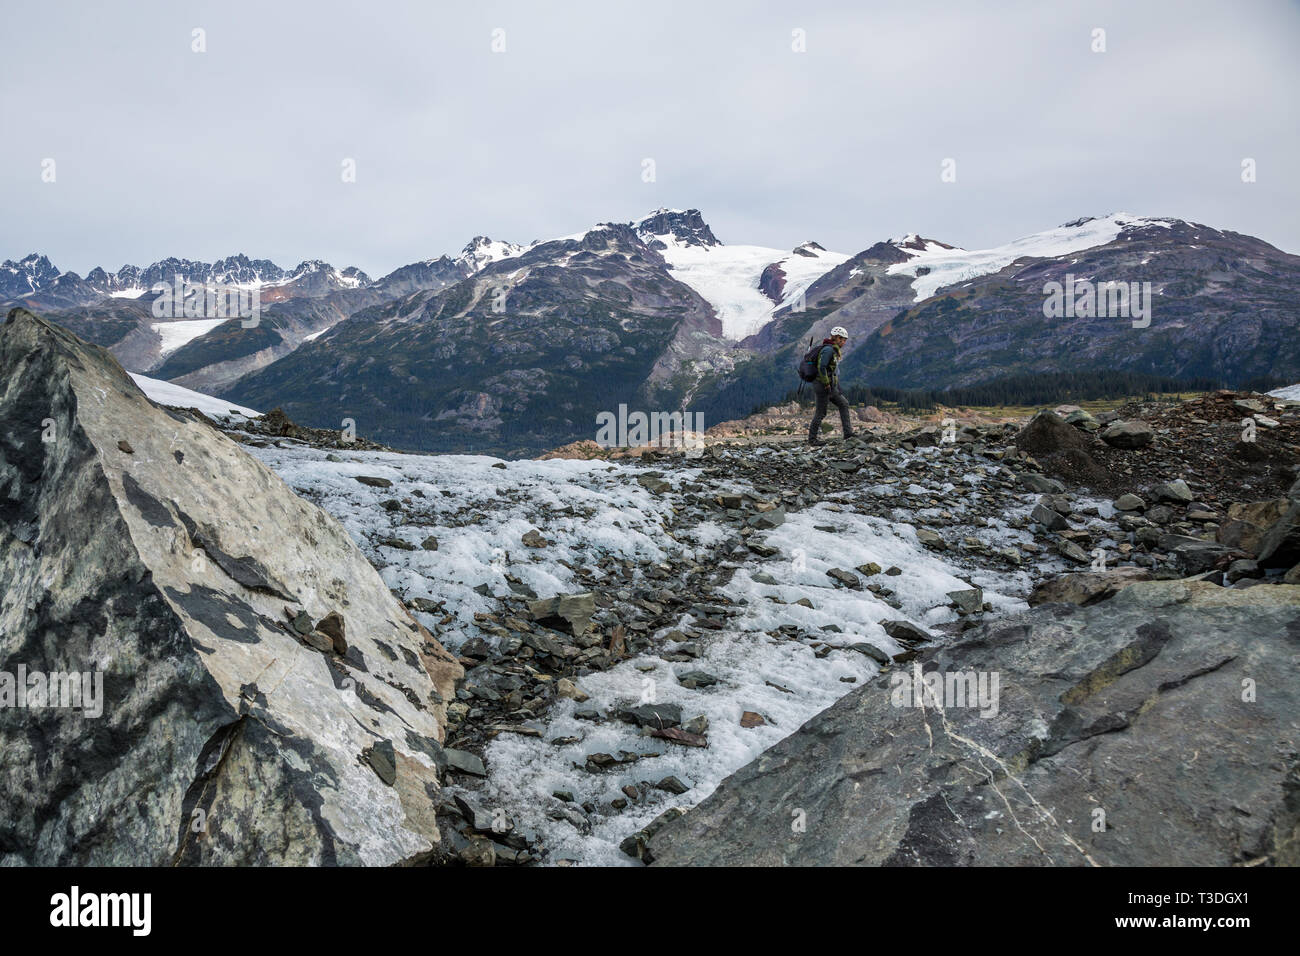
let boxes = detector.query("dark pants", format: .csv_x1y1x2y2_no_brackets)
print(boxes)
809,382,853,440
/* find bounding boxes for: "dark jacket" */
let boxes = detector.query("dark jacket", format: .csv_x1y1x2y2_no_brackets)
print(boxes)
815,339,841,387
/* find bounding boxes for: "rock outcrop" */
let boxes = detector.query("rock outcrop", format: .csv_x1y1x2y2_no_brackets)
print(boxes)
0,308,462,865
1027,567,1153,606
644,580,1300,866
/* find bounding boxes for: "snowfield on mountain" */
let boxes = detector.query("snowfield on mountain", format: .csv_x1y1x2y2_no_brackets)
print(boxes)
887,213,1172,301
151,318,230,356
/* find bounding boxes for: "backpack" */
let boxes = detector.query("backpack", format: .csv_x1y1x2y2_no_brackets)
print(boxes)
797,344,825,382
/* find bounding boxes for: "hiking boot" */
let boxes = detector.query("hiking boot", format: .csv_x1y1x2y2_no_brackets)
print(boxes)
808,437,825,447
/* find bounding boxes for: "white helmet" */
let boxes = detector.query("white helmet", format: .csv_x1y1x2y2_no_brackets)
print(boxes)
831,326,848,338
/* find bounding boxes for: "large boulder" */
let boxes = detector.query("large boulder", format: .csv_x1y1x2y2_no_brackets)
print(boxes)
1257,501,1300,569
1028,567,1153,606
0,309,463,865
644,580,1300,866
1157,533,1243,575
526,592,596,636
1099,420,1155,449
1215,499,1291,555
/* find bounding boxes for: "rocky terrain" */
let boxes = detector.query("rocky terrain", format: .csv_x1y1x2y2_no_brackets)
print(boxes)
4,307,1297,867
644,578,1300,866
218,375,1300,865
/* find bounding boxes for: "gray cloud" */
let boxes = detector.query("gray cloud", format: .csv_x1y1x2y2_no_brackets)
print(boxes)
3,0,1296,277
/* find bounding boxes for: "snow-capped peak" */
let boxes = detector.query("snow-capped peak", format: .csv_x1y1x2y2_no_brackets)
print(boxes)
271,260,371,290
0,253,61,297
651,228,849,340
528,211,843,339
891,234,958,254
456,236,524,274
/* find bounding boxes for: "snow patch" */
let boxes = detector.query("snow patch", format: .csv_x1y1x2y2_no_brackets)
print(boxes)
1268,383,1300,401
888,212,1167,302
151,318,228,356
128,373,260,418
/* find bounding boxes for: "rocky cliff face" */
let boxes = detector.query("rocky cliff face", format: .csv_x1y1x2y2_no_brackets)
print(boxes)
0,308,462,865
634,208,720,250
643,579,1300,866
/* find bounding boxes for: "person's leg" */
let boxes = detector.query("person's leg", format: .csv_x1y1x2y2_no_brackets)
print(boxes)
809,384,829,442
831,387,854,437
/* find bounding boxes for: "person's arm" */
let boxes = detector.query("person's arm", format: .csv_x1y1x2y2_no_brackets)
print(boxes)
817,346,832,386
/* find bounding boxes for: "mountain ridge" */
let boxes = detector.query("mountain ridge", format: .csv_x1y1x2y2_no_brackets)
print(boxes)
12,208,1299,455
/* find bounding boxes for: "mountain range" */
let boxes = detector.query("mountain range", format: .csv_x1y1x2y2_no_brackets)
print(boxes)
7,208,1298,455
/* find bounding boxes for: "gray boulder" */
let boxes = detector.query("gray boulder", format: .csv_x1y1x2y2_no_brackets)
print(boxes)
1028,567,1152,606
946,587,983,614
1153,479,1195,503
1100,420,1155,449
1030,502,1067,531
1257,501,1300,569
645,581,1300,866
0,309,463,865
526,592,596,635
1158,533,1238,574
617,702,683,729
1020,473,1065,495
915,528,948,551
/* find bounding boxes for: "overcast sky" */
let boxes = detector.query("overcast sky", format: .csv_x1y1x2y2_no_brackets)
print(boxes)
5,0,1297,277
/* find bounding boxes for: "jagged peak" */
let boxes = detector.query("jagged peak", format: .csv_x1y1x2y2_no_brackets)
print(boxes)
633,208,720,250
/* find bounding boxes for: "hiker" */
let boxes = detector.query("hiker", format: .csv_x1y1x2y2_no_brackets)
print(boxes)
805,326,855,446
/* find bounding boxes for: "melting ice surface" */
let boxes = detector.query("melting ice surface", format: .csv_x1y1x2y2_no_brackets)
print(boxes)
249,441,1050,865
